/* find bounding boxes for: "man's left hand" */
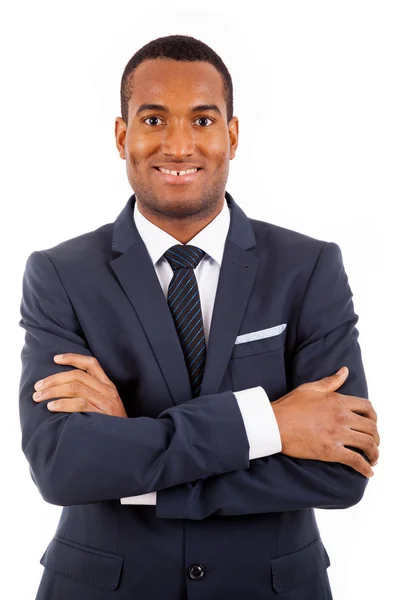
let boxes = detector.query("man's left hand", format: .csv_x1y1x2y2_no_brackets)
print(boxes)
32,353,127,418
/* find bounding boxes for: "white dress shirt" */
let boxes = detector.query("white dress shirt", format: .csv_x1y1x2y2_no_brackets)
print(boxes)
120,197,282,505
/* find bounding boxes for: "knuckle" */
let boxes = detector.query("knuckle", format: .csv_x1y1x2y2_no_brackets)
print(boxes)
330,404,346,427
71,382,82,394
337,448,353,468
107,395,116,406
335,407,347,424
78,372,90,387
319,378,330,389
346,452,368,475
349,452,362,467
321,440,331,455
110,388,119,400
371,439,379,455
369,419,377,435
365,398,374,415
365,436,376,454
322,439,337,458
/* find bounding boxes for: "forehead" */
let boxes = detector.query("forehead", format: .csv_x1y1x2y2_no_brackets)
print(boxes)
128,59,225,115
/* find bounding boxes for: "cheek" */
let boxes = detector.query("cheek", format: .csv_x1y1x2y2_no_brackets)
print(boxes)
203,135,227,153
131,138,149,154
126,150,144,172
203,139,230,167
214,152,230,171
125,134,149,162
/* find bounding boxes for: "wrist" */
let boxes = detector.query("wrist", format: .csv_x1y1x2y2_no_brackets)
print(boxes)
271,401,286,451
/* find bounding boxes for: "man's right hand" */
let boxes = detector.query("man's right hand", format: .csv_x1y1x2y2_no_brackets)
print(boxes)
271,367,379,478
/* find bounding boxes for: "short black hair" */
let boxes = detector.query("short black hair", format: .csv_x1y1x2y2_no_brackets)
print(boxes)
120,34,233,125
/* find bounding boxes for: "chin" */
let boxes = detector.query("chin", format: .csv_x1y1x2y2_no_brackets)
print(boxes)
135,187,213,217
165,198,207,217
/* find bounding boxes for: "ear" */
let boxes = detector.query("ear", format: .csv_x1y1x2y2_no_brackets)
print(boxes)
228,116,239,159
115,117,127,159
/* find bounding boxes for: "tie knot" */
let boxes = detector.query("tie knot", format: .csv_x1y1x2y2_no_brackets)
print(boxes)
164,244,205,271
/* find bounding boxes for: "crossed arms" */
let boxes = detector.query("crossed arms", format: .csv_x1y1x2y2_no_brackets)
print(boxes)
19,243,379,517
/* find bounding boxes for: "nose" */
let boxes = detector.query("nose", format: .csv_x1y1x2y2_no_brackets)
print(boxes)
161,119,196,158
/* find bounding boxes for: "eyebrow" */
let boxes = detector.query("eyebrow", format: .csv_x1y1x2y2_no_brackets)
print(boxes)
135,103,222,117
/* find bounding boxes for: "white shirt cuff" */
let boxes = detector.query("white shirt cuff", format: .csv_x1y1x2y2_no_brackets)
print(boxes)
234,386,282,460
121,492,157,505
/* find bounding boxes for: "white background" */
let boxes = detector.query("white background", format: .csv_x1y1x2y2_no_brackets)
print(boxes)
1,1,399,598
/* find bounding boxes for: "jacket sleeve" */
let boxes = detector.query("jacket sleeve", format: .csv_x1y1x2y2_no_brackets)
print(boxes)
156,242,371,520
18,250,250,507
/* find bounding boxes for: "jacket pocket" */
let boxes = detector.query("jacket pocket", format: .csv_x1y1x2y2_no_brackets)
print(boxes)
231,328,286,358
40,535,123,591
271,537,330,594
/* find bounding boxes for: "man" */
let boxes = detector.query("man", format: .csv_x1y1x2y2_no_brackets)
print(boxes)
19,34,379,600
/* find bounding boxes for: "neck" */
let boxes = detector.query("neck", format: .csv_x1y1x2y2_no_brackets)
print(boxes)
136,198,225,244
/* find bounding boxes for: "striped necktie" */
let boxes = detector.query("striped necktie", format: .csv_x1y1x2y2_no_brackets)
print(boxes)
164,244,207,398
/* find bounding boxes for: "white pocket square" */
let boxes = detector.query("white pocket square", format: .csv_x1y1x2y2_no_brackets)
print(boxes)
234,323,287,345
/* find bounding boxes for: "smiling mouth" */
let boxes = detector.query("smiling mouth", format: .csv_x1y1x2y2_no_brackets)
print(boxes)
155,167,201,176
152,167,203,185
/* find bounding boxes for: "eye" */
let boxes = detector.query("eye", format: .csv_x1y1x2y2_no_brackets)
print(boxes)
194,117,213,127
143,116,163,126
142,116,214,127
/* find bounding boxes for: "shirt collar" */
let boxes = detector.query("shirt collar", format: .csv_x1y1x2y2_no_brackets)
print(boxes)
133,196,231,266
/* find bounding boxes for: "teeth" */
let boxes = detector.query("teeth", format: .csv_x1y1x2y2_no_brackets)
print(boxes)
158,167,198,176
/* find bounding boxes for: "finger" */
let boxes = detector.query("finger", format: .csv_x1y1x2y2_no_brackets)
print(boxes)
47,398,105,414
35,368,112,396
338,394,377,422
335,447,374,478
33,382,99,404
348,413,380,446
342,430,379,465
53,354,116,388
301,367,348,392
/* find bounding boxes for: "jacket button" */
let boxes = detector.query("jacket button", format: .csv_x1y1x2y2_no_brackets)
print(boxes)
187,564,205,580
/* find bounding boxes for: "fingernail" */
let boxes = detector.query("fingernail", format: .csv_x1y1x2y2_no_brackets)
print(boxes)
47,402,55,410
35,380,44,389
54,354,64,360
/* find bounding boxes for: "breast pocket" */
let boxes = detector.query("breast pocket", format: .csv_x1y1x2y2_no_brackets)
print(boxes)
230,326,287,401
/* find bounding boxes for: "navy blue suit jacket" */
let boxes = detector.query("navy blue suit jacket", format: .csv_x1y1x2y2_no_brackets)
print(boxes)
19,191,369,599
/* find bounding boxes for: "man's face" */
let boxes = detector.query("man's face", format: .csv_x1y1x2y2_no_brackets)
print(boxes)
115,59,238,221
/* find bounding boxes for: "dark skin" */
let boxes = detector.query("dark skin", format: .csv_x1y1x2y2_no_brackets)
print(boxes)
32,59,379,478
114,59,239,243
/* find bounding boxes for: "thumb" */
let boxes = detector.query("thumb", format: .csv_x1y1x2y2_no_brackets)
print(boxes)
306,366,349,392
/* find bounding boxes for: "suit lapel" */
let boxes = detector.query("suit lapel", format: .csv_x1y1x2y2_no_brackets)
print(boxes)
110,228,193,404
200,238,259,396
110,192,259,405
200,192,260,396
